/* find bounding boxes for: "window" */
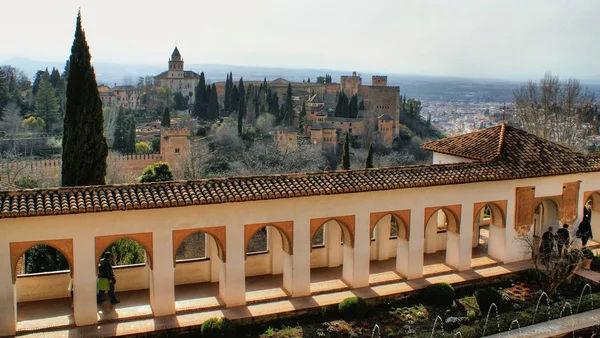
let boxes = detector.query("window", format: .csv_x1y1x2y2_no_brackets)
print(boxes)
174,148,180,154
248,227,268,254
312,225,325,247
390,217,399,238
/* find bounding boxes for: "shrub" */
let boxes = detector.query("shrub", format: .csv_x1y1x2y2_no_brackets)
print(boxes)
424,283,455,307
474,287,504,313
457,325,478,338
135,141,151,154
515,311,533,327
200,317,235,337
466,310,477,321
338,297,368,319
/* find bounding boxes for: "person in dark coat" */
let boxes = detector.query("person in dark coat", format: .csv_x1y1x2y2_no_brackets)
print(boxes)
97,252,120,304
555,224,570,256
577,219,593,248
540,227,555,265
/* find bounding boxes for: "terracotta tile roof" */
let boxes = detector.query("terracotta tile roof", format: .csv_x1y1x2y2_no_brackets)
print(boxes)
1,125,598,219
421,124,505,161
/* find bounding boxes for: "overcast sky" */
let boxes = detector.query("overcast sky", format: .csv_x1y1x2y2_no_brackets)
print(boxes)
2,0,599,80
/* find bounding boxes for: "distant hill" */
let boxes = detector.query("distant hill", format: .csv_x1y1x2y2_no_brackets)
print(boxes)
3,57,600,103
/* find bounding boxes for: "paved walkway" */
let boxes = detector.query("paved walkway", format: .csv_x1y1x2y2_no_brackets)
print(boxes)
485,308,600,338
17,259,532,337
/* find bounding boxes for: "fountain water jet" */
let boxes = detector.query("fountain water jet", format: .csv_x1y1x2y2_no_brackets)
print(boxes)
430,316,444,338
532,291,550,325
576,283,593,314
508,319,522,337
560,302,575,338
371,324,381,338
454,332,462,338
483,303,500,336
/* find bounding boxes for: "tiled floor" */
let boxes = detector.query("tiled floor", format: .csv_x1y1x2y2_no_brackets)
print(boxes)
20,259,534,338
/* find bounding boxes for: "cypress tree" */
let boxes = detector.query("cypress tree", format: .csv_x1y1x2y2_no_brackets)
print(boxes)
285,83,293,117
342,94,349,117
349,94,358,118
365,144,373,169
209,84,218,119
224,73,230,112
358,99,365,111
126,112,136,154
231,85,239,112
112,106,128,153
334,92,343,117
49,68,61,88
238,77,245,117
341,133,350,170
62,10,108,186
34,76,60,132
161,107,171,127
194,72,206,118
0,70,8,116
263,77,268,91
299,101,306,132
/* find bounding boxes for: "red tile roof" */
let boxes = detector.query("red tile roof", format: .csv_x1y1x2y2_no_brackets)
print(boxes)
1,125,598,219
422,124,505,161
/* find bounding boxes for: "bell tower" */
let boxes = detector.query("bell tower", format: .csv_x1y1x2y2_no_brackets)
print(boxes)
167,47,184,79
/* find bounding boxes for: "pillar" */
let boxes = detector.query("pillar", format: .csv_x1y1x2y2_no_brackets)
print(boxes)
342,213,370,288
0,243,17,336
407,209,424,279
488,224,506,262
219,225,245,307
208,236,220,283
446,203,472,271
424,215,438,254
591,210,600,242
503,198,526,263
395,238,409,277
283,217,310,297
326,221,343,267
375,215,391,261
270,227,283,275
73,235,98,327
149,229,175,316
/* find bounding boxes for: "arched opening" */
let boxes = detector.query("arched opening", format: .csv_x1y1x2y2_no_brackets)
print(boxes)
473,203,506,265
244,224,292,302
173,231,224,312
96,238,152,323
369,214,409,284
583,194,599,247
423,208,459,276
15,244,73,331
309,219,352,293
532,199,559,238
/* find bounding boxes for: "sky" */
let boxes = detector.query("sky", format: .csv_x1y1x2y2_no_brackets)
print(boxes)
2,0,600,81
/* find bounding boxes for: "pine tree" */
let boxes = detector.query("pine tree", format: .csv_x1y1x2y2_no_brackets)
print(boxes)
161,107,171,127
61,10,108,186
341,133,350,170
32,69,49,96
208,84,219,119
365,144,373,169
224,73,230,112
49,68,61,88
194,72,206,118
238,77,245,117
33,76,60,132
299,101,307,132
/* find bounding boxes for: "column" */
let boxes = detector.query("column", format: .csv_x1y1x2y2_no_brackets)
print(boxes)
446,203,473,271
406,209,424,279
488,223,506,262
376,215,391,261
342,213,370,288
283,217,310,297
270,227,283,275
73,235,98,327
149,229,175,316
208,236,220,283
327,222,343,267
219,224,245,307
0,244,17,336
503,198,526,263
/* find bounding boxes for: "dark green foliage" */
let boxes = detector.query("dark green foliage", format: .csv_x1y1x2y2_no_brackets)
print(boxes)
112,107,135,153
456,325,478,338
139,162,174,182
14,176,39,189
358,99,365,110
238,77,245,117
61,11,108,187
24,244,69,273
194,72,207,118
365,144,374,168
161,108,171,127
424,282,455,306
285,83,293,123
106,239,145,265
231,85,240,113
149,135,160,153
0,69,10,118
201,317,236,337
341,133,350,170
49,67,61,88
224,73,231,112
338,297,368,320
299,101,306,131
208,84,219,119
474,287,505,313
34,76,60,132
349,94,358,118
316,76,325,84
334,92,355,118
173,91,188,110
32,69,49,96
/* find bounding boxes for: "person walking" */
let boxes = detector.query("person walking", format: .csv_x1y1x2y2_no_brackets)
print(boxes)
97,252,120,304
577,218,594,248
555,224,570,256
540,227,555,265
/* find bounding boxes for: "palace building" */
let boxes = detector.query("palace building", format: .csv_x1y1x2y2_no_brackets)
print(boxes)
1,124,599,336
153,47,200,105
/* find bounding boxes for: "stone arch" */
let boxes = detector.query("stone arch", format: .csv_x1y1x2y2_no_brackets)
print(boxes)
424,205,461,234
10,239,74,283
584,191,600,211
370,210,411,241
244,221,293,256
532,198,560,237
310,215,355,251
95,233,153,270
473,200,507,228
173,226,226,266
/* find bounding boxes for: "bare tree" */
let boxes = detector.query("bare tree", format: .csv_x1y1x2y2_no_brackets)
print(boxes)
105,152,136,184
0,102,23,135
173,139,212,180
513,72,596,150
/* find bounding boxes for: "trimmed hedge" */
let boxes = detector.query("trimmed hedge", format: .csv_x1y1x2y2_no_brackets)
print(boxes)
424,283,455,307
200,317,236,337
338,297,368,319
474,287,505,313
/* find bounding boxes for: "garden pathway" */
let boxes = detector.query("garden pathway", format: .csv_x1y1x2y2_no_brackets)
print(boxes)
17,259,532,337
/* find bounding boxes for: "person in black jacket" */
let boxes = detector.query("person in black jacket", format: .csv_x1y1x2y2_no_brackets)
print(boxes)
555,224,570,256
577,219,594,248
97,252,120,304
540,227,555,265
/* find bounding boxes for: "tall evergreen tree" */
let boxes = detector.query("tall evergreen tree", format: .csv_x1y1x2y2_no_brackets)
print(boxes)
161,107,171,127
342,94,349,117
34,76,60,132
299,101,307,132
208,84,219,119
224,73,231,112
49,68,61,88
112,107,135,153
0,70,8,116
334,92,343,117
341,133,350,170
263,77,268,91
365,144,373,169
231,85,239,112
285,83,293,117
32,69,49,96
349,94,358,118
194,72,207,118
358,99,365,111
126,112,136,154
238,77,245,117
62,10,108,186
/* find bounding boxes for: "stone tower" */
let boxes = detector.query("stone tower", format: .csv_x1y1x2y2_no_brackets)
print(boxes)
160,128,190,166
167,47,184,79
